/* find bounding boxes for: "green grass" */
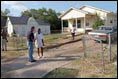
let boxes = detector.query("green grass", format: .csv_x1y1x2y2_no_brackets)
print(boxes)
43,33,69,44
43,68,79,78
7,37,27,48
1,50,27,61
71,55,117,78
71,43,117,78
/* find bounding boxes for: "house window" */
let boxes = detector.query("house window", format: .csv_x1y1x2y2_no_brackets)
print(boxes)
86,23,89,26
77,20,81,28
110,20,113,23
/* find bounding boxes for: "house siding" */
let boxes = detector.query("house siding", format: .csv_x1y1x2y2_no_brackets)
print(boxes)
62,9,85,20
27,17,50,35
6,17,50,37
81,6,117,26
7,17,14,37
13,25,27,36
106,13,117,26
81,7,107,20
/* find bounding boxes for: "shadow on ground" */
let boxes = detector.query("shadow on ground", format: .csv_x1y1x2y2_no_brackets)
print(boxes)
1,55,81,76
1,69,47,78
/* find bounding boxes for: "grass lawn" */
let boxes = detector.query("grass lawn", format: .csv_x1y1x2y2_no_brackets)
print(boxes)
43,57,117,78
43,33,68,44
70,43,117,78
43,42,117,78
72,57,117,78
43,68,79,78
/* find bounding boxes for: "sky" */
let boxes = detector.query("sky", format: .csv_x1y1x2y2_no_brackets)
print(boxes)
1,1,117,16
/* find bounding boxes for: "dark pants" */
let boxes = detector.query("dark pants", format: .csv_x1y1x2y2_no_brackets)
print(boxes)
71,33,75,40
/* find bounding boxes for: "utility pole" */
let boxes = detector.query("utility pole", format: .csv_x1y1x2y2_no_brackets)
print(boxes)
108,33,111,62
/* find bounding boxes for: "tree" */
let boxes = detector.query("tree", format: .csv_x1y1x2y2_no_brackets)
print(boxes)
1,9,10,16
21,10,32,17
4,9,10,16
92,13,104,29
1,11,5,16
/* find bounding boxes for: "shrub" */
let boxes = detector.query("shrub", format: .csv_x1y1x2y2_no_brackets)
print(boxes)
92,13,104,29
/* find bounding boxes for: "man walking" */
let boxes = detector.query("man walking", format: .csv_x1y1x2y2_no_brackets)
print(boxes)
27,26,36,62
70,26,76,40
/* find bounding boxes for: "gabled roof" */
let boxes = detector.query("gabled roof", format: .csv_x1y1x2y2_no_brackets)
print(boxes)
9,16,29,25
80,5,111,13
1,16,7,27
59,7,93,18
35,19,50,25
8,16,50,26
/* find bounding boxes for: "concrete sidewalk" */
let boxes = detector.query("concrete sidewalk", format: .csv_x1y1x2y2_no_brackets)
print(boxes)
1,54,80,78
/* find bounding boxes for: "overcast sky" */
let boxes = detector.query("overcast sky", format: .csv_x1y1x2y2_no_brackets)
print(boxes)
1,1,117,16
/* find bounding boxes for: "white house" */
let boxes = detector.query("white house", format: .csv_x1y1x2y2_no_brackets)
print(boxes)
6,16,50,37
59,5,117,33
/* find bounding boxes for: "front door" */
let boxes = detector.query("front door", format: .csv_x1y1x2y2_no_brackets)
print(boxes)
77,20,81,28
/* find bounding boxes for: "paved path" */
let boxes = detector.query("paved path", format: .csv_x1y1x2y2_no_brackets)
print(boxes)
1,39,83,78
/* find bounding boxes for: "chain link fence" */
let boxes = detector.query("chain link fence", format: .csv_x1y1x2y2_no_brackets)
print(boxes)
7,35,27,51
82,34,117,74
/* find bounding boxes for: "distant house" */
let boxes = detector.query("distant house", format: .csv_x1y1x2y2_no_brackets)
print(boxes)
1,16,7,31
59,5,117,33
6,16,50,37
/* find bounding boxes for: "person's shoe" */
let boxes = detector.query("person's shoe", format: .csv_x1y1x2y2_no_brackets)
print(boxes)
41,56,45,58
38,56,41,59
2,49,4,51
30,60,36,62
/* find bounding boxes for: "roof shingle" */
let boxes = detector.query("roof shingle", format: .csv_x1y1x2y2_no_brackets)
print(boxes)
1,16,7,27
35,19,50,25
9,16,29,25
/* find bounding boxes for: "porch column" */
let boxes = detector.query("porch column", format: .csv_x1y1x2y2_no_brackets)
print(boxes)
76,18,77,29
84,16,86,33
61,20,63,33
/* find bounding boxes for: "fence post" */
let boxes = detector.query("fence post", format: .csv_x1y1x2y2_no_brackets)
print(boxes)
100,40,105,73
17,34,19,51
108,33,111,62
82,35,86,57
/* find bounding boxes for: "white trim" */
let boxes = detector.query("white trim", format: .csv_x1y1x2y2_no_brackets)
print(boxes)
59,7,89,19
61,20,63,33
76,18,77,29
84,16,86,33
80,5,111,13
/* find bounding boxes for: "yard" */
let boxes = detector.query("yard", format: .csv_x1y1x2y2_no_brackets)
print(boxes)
43,39,117,78
1,33,82,61
1,33,117,78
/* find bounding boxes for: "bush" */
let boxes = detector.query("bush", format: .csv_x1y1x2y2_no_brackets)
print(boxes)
92,13,104,29
11,33,17,37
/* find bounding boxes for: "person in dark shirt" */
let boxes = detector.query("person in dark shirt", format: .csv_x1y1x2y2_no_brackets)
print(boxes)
27,26,36,62
1,28,8,51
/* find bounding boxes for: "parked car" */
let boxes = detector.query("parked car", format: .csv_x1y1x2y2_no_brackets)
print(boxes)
88,26,117,43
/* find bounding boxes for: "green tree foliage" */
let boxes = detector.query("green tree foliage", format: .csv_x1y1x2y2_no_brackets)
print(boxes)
92,13,104,29
21,8,61,32
1,9,10,16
